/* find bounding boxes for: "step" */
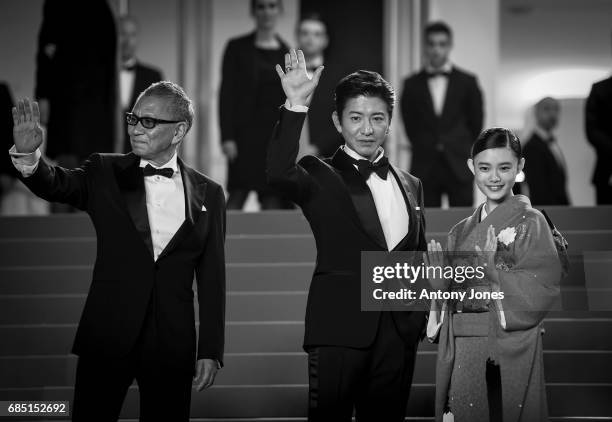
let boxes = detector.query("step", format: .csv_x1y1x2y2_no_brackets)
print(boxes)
0,384,610,418
1,230,611,268
1,351,611,389
0,292,309,325
0,261,597,298
1,319,611,357
0,323,307,356
2,207,611,239
0,264,315,295
1,289,612,327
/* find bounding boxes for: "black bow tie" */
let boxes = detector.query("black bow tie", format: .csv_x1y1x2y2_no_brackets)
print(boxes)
142,164,174,178
427,70,450,78
352,156,390,180
123,62,136,71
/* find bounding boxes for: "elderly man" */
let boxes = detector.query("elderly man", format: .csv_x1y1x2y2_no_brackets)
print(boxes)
9,81,226,422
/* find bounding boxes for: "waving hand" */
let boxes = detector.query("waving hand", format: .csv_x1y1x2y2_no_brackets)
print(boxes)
275,49,324,108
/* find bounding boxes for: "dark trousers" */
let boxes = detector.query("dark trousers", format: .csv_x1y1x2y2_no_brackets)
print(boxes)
306,312,419,422
71,298,193,421
595,183,612,205
421,155,472,207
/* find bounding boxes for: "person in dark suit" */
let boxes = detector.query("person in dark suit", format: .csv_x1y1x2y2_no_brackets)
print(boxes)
0,83,16,200
35,0,117,163
268,50,427,421
219,0,291,209
119,15,164,153
585,74,612,204
10,82,226,422
295,12,344,159
400,21,483,207
523,97,570,205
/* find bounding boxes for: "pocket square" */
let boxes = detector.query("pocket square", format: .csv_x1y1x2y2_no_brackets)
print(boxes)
415,206,421,211
201,205,207,211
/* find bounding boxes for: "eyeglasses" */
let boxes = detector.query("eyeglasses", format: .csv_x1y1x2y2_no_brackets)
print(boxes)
125,112,182,129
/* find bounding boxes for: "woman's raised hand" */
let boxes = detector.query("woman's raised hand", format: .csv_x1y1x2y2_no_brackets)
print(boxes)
423,239,450,291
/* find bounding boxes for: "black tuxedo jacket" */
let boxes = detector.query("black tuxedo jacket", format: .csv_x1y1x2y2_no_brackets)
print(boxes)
400,67,483,182
122,63,164,152
0,83,15,180
267,108,427,349
523,133,569,205
585,76,612,185
18,153,226,373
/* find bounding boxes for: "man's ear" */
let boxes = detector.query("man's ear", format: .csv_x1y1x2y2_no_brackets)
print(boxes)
172,122,188,145
332,111,342,134
467,158,475,175
517,157,525,174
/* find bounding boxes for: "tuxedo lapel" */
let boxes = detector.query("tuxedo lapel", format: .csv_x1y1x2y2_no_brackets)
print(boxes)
389,166,420,251
156,159,207,261
115,153,154,258
330,150,387,249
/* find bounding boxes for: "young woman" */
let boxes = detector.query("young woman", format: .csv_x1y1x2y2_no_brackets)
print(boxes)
425,127,562,422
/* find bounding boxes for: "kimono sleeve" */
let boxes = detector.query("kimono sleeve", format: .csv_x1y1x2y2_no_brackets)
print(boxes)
497,213,561,331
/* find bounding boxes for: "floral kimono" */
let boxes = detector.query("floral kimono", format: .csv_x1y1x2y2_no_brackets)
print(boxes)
428,195,561,422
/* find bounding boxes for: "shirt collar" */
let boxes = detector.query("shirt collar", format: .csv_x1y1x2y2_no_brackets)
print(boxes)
425,61,453,74
122,57,137,70
480,203,488,221
342,144,385,163
139,152,179,173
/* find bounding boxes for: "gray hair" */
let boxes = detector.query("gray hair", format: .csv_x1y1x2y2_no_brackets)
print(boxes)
137,81,195,133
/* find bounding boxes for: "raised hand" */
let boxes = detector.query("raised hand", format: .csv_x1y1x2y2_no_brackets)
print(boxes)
12,99,43,153
275,49,324,108
423,239,450,291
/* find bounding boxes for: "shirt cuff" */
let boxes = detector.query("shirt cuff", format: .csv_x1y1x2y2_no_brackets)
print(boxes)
9,145,41,177
284,99,309,113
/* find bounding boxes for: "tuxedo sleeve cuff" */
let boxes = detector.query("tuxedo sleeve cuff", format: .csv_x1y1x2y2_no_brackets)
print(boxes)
9,145,41,177
283,99,309,113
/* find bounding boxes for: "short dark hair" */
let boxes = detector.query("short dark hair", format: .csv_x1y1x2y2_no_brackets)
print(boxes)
334,70,395,119
250,0,283,15
425,21,453,40
298,12,327,30
471,127,522,159
137,81,195,133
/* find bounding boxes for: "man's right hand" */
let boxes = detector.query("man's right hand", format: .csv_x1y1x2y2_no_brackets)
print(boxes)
221,140,238,162
275,49,323,108
12,99,43,154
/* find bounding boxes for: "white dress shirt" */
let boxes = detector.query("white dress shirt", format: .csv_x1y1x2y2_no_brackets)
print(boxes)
426,61,453,116
341,145,409,251
140,153,185,260
9,147,186,261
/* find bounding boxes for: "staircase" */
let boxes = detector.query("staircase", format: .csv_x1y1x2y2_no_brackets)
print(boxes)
0,207,611,421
